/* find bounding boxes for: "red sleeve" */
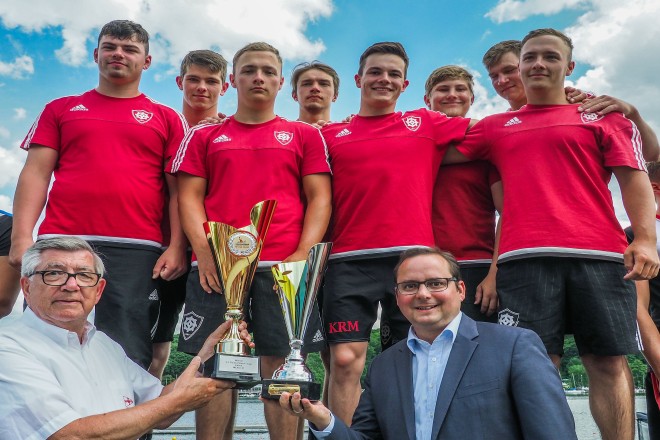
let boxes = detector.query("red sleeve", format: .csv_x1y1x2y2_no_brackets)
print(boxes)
168,126,209,178
601,115,646,171
455,118,490,161
301,125,332,176
430,110,471,147
164,109,188,164
20,100,62,152
488,164,501,186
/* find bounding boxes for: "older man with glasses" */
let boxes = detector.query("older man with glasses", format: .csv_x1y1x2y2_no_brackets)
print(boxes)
272,247,577,440
0,236,250,440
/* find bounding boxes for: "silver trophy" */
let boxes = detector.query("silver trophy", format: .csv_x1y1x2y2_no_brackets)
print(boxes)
261,242,332,400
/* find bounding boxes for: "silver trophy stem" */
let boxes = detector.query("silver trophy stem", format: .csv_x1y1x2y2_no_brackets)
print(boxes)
272,339,311,381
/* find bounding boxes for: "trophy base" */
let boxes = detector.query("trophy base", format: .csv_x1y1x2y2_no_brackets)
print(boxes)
260,379,321,401
211,353,261,389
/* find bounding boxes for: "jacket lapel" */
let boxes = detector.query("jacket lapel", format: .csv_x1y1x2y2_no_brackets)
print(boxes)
431,316,479,439
394,343,416,439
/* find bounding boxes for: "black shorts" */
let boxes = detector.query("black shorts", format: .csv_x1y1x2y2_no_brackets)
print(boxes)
496,257,637,356
0,214,12,256
90,241,162,369
178,268,326,357
152,268,188,343
459,264,498,324
323,256,410,348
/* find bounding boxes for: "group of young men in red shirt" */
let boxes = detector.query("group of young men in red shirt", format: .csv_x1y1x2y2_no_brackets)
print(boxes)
8,19,660,440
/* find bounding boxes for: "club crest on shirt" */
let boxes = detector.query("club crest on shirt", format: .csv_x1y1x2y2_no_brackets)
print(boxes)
498,308,520,327
181,311,204,340
274,131,294,145
402,115,421,132
123,396,134,407
132,109,153,124
580,112,604,124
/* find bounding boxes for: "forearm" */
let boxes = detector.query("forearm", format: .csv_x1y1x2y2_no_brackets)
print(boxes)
627,107,659,161
615,167,656,243
51,393,184,440
296,195,331,253
12,169,49,243
290,174,331,259
177,178,211,260
488,217,502,276
165,174,188,251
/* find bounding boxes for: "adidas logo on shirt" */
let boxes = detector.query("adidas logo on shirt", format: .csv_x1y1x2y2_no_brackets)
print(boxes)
69,104,89,112
336,128,351,137
312,329,325,343
148,289,159,301
504,117,522,127
213,134,231,143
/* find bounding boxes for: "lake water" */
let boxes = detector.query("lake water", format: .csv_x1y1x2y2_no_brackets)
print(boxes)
153,395,648,439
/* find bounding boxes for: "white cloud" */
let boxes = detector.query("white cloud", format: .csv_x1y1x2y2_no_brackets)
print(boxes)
566,0,660,131
486,0,587,23
485,1,660,132
0,195,11,212
13,108,26,120
0,0,333,68
0,127,9,139
0,142,25,189
0,55,34,79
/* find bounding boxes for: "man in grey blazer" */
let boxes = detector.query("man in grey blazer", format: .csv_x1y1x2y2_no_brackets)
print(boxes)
275,247,577,439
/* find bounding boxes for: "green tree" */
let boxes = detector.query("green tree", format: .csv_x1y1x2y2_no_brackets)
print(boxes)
162,339,194,383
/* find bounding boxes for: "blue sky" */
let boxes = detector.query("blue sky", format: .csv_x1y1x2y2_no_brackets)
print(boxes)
1,0,659,221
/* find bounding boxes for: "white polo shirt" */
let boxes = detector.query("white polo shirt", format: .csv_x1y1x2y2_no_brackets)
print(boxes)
0,308,163,440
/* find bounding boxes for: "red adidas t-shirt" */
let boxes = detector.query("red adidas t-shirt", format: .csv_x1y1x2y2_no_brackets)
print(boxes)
170,116,331,263
456,104,645,262
21,90,187,246
433,161,500,263
322,108,470,259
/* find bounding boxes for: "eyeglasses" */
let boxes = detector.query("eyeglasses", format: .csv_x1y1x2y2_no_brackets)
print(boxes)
30,270,102,287
395,277,458,295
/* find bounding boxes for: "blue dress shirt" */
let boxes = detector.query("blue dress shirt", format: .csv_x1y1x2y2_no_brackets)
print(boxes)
311,313,463,439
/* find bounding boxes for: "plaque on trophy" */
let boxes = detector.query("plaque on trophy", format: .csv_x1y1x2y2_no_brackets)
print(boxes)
261,242,332,400
205,199,277,388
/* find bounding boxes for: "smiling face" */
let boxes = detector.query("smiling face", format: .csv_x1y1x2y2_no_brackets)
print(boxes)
22,249,105,337
425,78,474,117
355,53,409,115
395,254,465,343
94,35,151,86
487,51,526,110
177,64,228,114
520,35,575,97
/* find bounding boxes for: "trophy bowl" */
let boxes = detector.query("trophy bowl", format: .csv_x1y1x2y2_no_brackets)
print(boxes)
261,242,332,400
205,199,276,388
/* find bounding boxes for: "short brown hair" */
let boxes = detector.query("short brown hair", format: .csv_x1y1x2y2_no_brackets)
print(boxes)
482,40,521,69
358,42,409,78
521,28,573,62
232,42,282,74
97,20,149,54
425,65,474,98
393,247,462,282
290,61,340,98
647,161,660,183
180,50,228,82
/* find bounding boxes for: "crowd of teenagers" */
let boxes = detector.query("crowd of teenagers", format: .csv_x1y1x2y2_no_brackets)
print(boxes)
1,18,660,440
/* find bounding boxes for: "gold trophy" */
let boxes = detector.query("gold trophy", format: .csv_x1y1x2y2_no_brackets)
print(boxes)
205,199,277,387
261,242,332,400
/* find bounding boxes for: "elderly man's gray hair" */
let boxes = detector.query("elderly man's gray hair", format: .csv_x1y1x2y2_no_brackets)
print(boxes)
21,237,105,277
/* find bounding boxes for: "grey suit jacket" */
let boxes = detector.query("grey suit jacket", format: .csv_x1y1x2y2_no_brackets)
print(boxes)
323,315,577,439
